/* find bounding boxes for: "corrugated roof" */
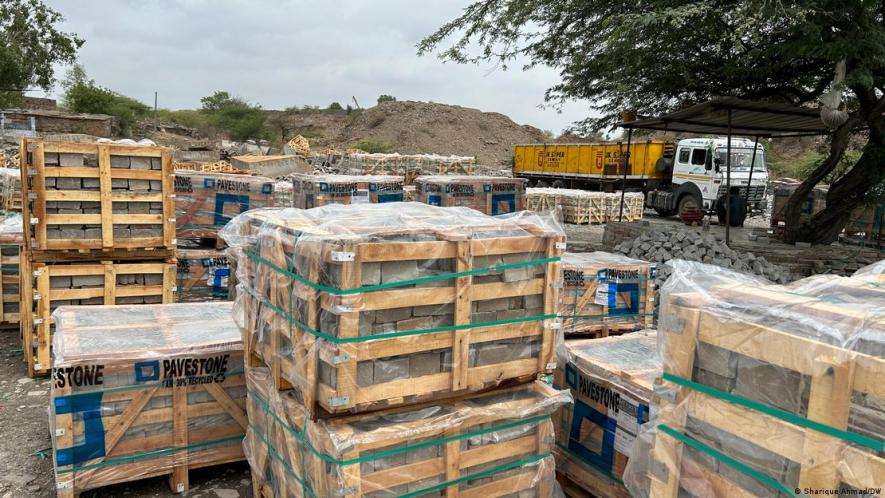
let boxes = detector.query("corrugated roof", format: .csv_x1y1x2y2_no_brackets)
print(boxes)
618,97,832,137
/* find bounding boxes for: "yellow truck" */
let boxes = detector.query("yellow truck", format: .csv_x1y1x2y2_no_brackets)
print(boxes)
513,141,674,190
514,138,769,225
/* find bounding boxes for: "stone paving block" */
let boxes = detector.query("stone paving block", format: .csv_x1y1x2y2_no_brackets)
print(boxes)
409,352,442,378
695,342,738,379
143,295,162,304
381,260,420,284
130,157,151,170
692,367,734,394
128,202,150,214
470,311,496,325
72,275,105,288
375,306,412,324
50,276,72,288
112,178,128,189
357,361,374,387
110,156,130,168
496,309,526,321
373,357,409,384
475,297,511,312
149,180,162,191
129,180,150,191
524,294,544,309
412,303,454,317
56,178,81,190
361,262,381,286
59,153,84,166
734,355,808,415
396,316,432,332
82,178,100,189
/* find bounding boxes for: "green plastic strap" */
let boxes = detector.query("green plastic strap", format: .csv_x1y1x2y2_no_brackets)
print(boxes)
0,244,19,249
565,312,656,320
242,284,555,345
244,248,559,295
658,424,793,496
247,387,551,465
663,372,885,452
57,434,243,474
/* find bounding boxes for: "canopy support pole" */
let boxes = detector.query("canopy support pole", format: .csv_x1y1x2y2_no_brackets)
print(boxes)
618,128,633,222
725,109,733,245
746,134,760,214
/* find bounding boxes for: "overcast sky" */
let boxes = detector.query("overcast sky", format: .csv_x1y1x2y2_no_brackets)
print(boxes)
37,0,595,134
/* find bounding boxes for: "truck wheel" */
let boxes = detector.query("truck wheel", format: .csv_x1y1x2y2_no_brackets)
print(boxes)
678,195,704,224
536,180,550,188
552,180,566,189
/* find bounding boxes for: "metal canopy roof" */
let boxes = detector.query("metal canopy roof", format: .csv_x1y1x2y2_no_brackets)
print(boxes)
618,97,831,137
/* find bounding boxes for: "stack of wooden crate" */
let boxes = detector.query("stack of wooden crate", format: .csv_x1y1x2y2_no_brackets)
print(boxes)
18,138,177,376
559,252,656,337
290,173,404,208
414,175,527,215
622,262,885,498
224,202,571,496
525,188,646,224
344,153,476,184
49,302,246,497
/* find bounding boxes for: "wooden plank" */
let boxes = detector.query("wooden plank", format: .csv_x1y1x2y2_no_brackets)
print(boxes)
98,144,114,248
170,382,189,493
452,240,471,391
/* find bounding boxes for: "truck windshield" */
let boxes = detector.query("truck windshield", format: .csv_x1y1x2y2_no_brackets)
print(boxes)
716,148,765,172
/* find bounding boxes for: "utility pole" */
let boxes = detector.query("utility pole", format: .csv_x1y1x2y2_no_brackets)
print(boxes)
154,91,158,116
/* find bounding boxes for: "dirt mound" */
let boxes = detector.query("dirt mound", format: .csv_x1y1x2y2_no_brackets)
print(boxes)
337,101,546,166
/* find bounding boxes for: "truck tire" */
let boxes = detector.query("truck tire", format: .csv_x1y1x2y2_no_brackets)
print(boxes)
552,180,566,189
677,194,704,224
536,180,550,188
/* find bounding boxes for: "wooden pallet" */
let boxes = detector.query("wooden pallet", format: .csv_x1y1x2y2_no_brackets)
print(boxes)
246,366,561,498
237,204,563,415
559,252,655,336
20,258,176,376
0,239,21,326
553,333,658,498
51,302,245,497
19,139,175,254
647,279,885,497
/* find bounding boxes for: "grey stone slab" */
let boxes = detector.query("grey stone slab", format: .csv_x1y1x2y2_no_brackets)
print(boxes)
361,263,381,286
409,352,442,377
381,260,420,284
375,306,411,324
695,342,738,379
373,357,409,384
130,157,151,170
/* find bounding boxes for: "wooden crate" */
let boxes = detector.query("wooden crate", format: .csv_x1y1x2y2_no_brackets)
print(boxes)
231,203,563,415
0,166,22,211
0,214,23,327
643,268,885,498
50,302,245,497
246,366,564,498
559,252,655,336
414,175,527,215
19,139,175,255
174,170,277,242
553,332,658,498
290,173,404,208
555,448,631,498
176,248,231,302
345,153,475,185
606,192,644,223
20,259,176,376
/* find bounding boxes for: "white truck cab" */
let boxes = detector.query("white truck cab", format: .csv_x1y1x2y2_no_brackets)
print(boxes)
647,137,767,225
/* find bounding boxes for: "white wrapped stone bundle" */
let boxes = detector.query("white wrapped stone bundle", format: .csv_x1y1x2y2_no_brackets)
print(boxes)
50,302,245,497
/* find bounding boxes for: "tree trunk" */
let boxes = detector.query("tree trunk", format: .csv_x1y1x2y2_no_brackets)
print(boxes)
782,121,854,243
789,134,885,243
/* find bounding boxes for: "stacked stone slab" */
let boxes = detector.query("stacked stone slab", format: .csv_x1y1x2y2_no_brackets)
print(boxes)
176,248,231,302
343,152,476,184
50,302,245,497
224,202,564,415
0,167,22,211
21,259,176,376
246,367,567,498
415,175,527,215
224,203,572,495
622,261,885,498
554,331,658,498
20,139,175,252
174,170,277,243
290,173,404,208
559,252,655,336
525,188,644,224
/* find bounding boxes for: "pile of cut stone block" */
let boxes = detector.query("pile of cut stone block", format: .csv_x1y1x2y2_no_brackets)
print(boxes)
290,173,403,208
414,175,527,215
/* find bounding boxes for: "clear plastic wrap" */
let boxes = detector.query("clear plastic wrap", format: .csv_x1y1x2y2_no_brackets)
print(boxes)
553,331,658,497
623,260,885,498
0,166,21,211
343,153,476,184
174,170,277,241
290,173,404,208
414,175,527,215
50,302,246,496
221,202,565,415
245,366,570,497
559,252,656,336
